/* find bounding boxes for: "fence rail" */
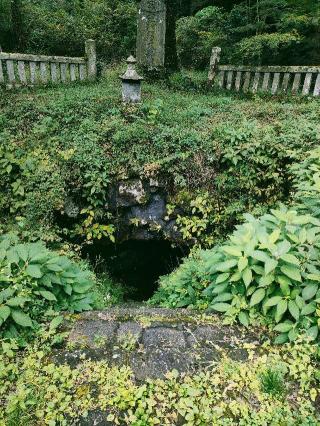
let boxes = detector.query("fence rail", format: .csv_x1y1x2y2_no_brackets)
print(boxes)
0,40,96,88
208,47,320,97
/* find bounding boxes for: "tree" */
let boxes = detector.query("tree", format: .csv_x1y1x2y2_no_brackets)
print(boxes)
0,0,24,51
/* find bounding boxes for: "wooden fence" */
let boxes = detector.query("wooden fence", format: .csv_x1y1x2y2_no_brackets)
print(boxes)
0,40,97,88
208,47,320,97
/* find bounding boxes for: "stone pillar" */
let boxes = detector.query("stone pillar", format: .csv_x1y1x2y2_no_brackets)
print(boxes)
136,0,166,70
208,47,221,84
85,39,97,81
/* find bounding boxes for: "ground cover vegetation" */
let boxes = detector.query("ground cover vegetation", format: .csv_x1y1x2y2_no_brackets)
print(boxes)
1,71,319,250
0,331,319,425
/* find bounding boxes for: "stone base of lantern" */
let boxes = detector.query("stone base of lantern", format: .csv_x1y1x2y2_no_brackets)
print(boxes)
122,81,142,103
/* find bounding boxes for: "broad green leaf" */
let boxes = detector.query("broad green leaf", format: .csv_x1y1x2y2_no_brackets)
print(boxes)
252,250,269,263
0,306,11,321
242,268,253,288
214,293,233,303
216,259,238,272
230,271,242,282
274,240,291,257
306,326,318,340
259,274,275,287
276,299,288,322
301,303,316,316
46,263,63,272
274,322,293,333
238,311,249,327
288,328,299,342
212,282,229,295
6,248,19,264
282,254,300,266
295,295,304,309
11,310,33,327
302,284,318,301
49,315,64,330
210,303,231,313
38,291,57,301
274,333,289,344
251,265,264,275
306,274,320,282
288,300,299,321
26,264,43,278
6,297,30,307
264,296,282,308
280,265,301,282
250,288,266,307
299,228,307,244
222,246,242,257
238,256,248,273
16,244,29,262
215,273,230,285
269,229,281,244
277,275,291,296
265,258,278,275
72,281,92,294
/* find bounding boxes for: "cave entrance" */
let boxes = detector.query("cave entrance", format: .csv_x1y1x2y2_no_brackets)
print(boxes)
86,240,188,301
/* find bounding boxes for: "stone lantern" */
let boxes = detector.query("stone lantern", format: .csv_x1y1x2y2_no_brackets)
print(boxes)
120,56,144,103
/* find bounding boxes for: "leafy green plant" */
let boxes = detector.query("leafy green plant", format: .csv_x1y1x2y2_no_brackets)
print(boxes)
152,155,320,343
0,234,95,339
260,368,286,397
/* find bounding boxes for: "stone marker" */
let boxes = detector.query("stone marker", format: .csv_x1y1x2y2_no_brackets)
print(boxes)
208,47,221,84
120,56,143,103
85,39,97,81
136,0,166,70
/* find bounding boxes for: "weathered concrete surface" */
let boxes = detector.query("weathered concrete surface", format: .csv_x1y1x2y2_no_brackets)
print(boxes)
55,306,263,381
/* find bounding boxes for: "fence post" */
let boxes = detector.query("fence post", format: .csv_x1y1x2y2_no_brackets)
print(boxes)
85,39,97,81
208,47,221,85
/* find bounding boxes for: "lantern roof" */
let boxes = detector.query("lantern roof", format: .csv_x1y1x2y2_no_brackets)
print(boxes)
120,56,144,81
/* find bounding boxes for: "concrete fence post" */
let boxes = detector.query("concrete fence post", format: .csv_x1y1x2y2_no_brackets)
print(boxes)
85,39,97,81
208,47,221,84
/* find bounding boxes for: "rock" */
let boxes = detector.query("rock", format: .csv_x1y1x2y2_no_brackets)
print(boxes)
64,196,80,219
68,319,118,348
140,347,195,379
56,308,264,381
143,327,186,348
117,180,146,207
116,321,142,343
129,194,166,223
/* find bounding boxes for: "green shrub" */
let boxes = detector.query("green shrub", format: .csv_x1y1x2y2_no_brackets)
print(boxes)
259,368,286,397
1,77,319,247
292,147,320,219
0,234,95,339
152,150,320,343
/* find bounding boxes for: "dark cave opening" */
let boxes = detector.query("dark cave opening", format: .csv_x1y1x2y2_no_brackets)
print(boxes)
85,240,188,301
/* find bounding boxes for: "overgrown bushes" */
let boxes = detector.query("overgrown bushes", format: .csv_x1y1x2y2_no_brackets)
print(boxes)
1,77,319,248
0,234,95,340
152,149,320,343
